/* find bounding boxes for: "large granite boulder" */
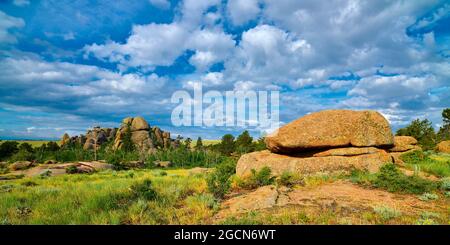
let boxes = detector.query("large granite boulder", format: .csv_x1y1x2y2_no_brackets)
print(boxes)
131,116,150,131
436,140,450,153
236,149,392,177
265,110,394,154
131,130,154,150
113,116,154,151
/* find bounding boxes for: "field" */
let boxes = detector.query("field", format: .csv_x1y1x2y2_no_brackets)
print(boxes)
0,168,215,224
0,140,57,147
1,155,449,225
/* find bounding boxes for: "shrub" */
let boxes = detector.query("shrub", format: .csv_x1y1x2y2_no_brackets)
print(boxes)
373,206,401,221
373,164,438,194
440,178,450,191
39,170,52,179
66,165,78,174
130,179,158,200
418,192,439,201
21,180,38,187
207,159,236,199
238,167,275,189
277,171,304,187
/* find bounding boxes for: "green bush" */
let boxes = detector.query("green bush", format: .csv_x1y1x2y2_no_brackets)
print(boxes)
440,178,450,191
239,167,275,189
418,192,439,201
373,206,402,221
277,171,304,187
373,164,438,194
130,179,158,200
207,159,236,199
66,165,78,174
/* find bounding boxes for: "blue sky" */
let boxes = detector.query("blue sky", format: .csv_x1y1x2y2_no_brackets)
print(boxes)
0,0,449,140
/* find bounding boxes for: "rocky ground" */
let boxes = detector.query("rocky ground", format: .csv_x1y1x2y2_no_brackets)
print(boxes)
215,179,449,224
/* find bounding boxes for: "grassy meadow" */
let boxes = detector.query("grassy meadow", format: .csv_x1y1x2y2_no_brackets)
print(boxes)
0,169,216,225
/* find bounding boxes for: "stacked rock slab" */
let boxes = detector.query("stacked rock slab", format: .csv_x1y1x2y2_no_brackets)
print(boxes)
388,136,421,164
236,110,395,177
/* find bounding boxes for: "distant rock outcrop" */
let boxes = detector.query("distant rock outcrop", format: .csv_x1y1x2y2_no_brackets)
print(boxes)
60,116,176,152
83,127,116,150
113,116,175,152
237,110,395,177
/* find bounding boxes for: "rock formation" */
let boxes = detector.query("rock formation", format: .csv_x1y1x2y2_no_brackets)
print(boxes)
388,136,421,164
60,116,175,152
60,127,116,150
113,116,174,152
237,110,396,177
61,133,70,146
436,140,450,153
83,127,115,150
265,110,394,154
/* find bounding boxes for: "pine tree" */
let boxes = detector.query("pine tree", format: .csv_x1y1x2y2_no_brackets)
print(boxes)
235,130,254,153
219,134,235,155
437,108,450,141
195,137,204,151
122,124,134,152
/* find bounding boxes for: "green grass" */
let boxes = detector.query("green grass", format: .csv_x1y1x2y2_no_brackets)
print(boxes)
0,169,216,224
401,151,450,178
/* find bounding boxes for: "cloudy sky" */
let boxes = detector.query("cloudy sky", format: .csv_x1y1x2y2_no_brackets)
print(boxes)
0,0,449,140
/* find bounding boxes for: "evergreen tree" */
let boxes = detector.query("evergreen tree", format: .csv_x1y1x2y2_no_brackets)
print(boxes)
437,108,450,141
195,137,204,151
219,134,235,155
122,124,134,152
396,119,436,150
184,137,192,149
235,130,254,153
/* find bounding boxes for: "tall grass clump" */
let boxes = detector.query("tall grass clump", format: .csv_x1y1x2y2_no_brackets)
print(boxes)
237,167,275,189
401,150,450,177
